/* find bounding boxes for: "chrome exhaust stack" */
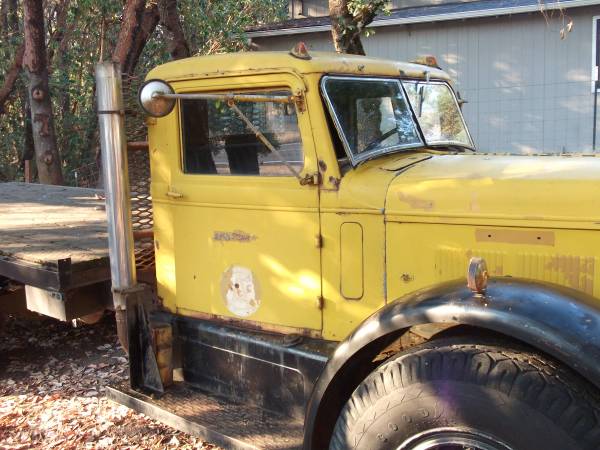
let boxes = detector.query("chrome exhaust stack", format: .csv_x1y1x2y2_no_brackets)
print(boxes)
95,62,137,299
95,62,137,353
95,62,165,395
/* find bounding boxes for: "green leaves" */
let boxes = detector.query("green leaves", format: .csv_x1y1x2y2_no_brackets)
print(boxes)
0,0,286,184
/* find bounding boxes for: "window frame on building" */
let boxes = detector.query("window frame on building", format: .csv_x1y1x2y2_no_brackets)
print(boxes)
593,15,599,93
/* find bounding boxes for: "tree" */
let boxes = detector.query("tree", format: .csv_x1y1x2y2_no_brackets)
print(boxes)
329,0,387,55
0,0,21,115
0,44,23,115
112,0,160,76
0,0,286,184
23,0,64,184
159,0,190,59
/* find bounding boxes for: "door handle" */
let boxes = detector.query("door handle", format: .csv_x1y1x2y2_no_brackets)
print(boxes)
166,189,184,199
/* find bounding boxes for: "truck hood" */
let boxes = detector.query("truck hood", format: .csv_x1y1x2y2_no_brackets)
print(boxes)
385,154,600,227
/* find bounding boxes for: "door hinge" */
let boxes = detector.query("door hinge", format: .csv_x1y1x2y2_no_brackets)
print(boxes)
166,189,184,199
293,91,306,112
315,233,323,248
300,172,321,186
316,295,324,309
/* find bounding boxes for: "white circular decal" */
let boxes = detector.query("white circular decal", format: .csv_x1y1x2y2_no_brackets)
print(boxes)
220,265,260,317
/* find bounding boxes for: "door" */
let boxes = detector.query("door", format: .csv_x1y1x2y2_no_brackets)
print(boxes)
165,74,322,333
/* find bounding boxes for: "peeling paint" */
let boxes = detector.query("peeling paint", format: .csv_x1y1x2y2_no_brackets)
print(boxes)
213,230,257,243
544,255,595,294
397,192,434,211
220,265,260,317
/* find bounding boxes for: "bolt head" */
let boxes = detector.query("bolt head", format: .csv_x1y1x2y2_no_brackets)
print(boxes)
467,257,488,294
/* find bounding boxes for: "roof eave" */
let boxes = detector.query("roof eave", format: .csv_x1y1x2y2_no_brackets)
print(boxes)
247,0,600,38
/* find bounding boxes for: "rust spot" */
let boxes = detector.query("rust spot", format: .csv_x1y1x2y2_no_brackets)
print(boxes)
545,255,595,293
181,309,321,339
401,273,413,283
213,230,257,243
328,175,341,189
397,192,434,211
220,265,260,317
318,159,327,171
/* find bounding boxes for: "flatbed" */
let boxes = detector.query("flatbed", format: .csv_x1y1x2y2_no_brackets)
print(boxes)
0,182,110,292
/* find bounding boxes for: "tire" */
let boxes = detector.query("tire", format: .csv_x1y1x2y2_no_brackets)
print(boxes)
329,338,600,450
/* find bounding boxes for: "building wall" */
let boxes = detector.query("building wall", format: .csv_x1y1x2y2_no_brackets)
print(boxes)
254,7,599,153
289,0,478,18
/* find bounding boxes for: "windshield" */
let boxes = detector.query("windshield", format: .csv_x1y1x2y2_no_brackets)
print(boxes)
321,76,474,165
321,76,423,164
403,80,473,148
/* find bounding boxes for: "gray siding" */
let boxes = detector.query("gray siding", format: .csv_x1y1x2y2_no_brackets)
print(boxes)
289,0,479,18
255,7,599,153
290,0,328,18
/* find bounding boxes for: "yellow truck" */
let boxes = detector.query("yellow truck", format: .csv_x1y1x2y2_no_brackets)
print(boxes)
97,46,600,450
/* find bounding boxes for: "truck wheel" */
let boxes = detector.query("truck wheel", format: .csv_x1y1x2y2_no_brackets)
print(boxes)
329,338,600,450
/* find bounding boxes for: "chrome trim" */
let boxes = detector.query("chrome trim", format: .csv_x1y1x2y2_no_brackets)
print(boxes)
158,92,292,104
139,79,176,117
320,75,425,166
398,427,513,450
95,62,137,306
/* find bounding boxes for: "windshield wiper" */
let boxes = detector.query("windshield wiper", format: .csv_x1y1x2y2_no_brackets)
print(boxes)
362,127,398,153
226,100,301,180
430,144,475,153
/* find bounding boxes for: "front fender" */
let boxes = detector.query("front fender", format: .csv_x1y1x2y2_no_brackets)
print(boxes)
303,278,600,449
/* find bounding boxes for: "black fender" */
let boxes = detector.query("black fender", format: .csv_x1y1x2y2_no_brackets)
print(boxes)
303,277,600,449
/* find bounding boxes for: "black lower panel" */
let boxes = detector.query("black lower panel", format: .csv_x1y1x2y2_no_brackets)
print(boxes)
165,314,335,421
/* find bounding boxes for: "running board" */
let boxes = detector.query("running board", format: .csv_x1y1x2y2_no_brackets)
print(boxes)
106,382,303,450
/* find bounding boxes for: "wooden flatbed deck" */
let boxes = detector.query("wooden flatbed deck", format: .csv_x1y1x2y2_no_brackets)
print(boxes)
0,182,110,291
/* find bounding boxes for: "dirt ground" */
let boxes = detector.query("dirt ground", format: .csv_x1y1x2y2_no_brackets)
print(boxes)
0,314,217,449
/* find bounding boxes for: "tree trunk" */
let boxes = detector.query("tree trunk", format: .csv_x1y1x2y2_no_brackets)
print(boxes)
0,44,24,115
159,0,190,59
329,0,365,55
0,0,22,115
328,0,385,55
112,0,160,76
23,0,64,185
22,96,35,160
125,4,160,75
47,0,71,69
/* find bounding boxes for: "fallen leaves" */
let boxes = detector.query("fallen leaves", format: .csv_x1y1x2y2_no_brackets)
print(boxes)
0,315,218,449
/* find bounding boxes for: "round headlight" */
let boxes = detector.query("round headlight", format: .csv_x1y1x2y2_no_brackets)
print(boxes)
138,79,175,117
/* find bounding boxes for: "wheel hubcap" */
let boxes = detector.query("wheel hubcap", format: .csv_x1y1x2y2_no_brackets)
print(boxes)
397,428,513,450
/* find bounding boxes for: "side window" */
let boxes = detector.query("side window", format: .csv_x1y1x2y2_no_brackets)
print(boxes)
181,90,304,176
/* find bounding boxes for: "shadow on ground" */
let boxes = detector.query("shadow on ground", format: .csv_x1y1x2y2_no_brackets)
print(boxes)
0,313,217,449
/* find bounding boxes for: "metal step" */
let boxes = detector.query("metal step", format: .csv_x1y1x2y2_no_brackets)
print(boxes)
106,382,303,450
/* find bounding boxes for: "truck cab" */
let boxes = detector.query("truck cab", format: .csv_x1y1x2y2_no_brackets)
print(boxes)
102,49,600,450
147,50,475,340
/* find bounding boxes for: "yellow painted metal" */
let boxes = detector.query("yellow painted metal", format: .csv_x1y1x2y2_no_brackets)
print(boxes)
385,154,600,228
150,69,322,332
148,50,600,343
146,51,451,84
340,223,364,300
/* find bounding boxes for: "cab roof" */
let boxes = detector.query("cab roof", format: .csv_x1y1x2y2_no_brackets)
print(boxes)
146,51,451,83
